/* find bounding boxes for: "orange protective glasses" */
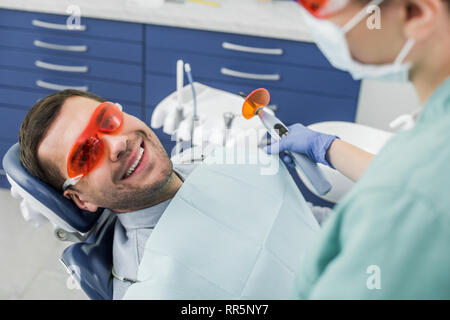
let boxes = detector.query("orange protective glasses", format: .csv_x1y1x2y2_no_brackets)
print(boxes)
294,0,349,18
62,102,123,190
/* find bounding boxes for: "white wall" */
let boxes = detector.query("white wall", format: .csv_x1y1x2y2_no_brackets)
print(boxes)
355,80,421,132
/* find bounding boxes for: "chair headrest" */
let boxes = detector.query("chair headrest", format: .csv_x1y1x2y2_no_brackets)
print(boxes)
2,143,101,233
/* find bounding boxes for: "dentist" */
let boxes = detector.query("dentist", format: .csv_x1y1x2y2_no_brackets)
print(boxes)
265,0,450,298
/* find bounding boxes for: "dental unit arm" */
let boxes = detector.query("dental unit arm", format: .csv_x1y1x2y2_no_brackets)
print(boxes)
184,63,199,148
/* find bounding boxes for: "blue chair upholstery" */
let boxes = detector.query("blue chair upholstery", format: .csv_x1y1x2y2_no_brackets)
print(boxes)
61,214,116,300
2,143,101,233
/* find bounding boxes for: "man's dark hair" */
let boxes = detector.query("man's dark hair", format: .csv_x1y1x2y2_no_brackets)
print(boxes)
19,89,106,191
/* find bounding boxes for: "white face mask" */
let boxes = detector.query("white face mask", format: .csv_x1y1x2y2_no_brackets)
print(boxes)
299,0,415,81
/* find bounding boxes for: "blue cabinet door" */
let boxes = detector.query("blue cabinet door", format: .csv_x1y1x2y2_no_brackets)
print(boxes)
146,24,332,68
146,48,359,99
0,67,143,105
0,9,143,42
0,47,143,84
0,28,143,63
0,105,28,141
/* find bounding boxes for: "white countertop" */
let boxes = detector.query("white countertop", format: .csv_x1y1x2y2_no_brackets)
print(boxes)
0,0,313,42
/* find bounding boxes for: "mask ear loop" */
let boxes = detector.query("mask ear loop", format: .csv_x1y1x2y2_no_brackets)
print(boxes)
394,38,415,65
342,0,384,33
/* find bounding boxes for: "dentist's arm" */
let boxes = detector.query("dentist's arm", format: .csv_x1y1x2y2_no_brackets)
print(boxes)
264,123,374,182
325,138,374,182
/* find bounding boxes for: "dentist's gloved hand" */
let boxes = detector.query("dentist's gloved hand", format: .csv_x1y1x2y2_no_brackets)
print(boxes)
263,123,338,168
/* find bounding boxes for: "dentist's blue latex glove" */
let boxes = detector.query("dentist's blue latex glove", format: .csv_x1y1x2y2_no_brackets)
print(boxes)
263,123,338,168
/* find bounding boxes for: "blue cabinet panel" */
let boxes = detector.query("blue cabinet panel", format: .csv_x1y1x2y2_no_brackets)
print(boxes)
0,67,142,105
121,102,144,120
146,25,332,69
0,106,27,141
0,47,143,84
146,48,359,99
145,73,176,107
0,86,45,110
0,9,143,42
0,28,143,63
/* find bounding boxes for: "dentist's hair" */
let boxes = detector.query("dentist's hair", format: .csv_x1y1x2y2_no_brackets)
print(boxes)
19,90,106,191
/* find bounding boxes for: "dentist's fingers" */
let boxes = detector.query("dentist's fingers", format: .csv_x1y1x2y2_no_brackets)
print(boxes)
262,138,291,154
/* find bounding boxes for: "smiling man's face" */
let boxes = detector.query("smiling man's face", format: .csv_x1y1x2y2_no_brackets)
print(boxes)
38,96,175,213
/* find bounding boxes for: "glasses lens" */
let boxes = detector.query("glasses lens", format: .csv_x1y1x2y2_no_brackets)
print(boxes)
242,88,271,119
97,102,123,132
68,135,104,178
297,0,349,18
298,0,327,16
66,102,123,179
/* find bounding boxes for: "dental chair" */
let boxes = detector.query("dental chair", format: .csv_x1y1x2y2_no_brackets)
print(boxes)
2,143,115,300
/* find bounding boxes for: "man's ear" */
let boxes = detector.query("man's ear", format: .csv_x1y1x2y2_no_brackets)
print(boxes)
63,189,99,212
404,0,441,41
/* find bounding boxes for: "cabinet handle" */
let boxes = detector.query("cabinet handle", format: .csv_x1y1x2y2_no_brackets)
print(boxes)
36,80,88,92
33,40,87,52
222,42,283,55
35,60,88,73
32,19,86,31
220,67,280,81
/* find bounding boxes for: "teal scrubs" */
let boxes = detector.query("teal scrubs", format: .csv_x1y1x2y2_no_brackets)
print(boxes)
296,78,450,299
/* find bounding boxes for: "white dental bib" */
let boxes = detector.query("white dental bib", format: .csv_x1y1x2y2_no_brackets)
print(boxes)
123,147,320,299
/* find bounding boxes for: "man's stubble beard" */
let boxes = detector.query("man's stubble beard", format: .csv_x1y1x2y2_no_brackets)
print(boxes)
99,133,174,212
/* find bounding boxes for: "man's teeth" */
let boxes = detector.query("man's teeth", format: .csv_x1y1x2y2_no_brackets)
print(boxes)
125,147,144,178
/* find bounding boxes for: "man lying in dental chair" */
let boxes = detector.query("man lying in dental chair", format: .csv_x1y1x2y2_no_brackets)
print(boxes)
19,89,324,300
19,90,193,299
